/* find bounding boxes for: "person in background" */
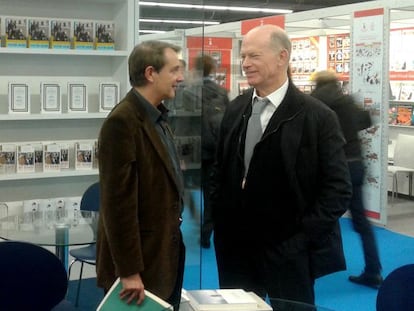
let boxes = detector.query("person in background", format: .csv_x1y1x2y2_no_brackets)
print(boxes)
183,54,229,248
311,70,383,289
209,24,352,308
96,40,185,310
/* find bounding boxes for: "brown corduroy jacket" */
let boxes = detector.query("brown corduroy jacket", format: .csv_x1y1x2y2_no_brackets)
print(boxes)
96,89,183,299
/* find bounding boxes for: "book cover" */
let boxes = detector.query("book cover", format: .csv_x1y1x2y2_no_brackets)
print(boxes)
73,20,94,50
50,19,71,49
33,142,43,172
17,144,35,173
186,289,257,311
396,105,413,126
5,17,27,48
75,141,93,170
95,21,115,50
43,143,61,172
60,143,70,170
28,18,50,48
97,277,173,311
0,144,17,174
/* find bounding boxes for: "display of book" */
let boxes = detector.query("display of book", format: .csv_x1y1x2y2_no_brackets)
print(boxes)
95,21,115,50
97,277,173,311
186,289,257,311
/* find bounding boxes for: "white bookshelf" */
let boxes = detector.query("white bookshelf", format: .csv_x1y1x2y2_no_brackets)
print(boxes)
0,0,134,202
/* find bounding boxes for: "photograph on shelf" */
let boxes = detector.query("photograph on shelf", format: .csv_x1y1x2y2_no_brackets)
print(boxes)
68,82,88,112
17,144,35,173
50,19,71,49
40,82,62,113
4,17,27,48
43,143,61,172
75,141,93,170
0,144,17,175
94,21,115,50
28,18,50,49
8,82,30,114
60,143,70,170
73,20,94,50
99,82,120,112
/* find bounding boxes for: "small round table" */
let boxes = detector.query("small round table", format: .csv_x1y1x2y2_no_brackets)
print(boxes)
0,210,98,270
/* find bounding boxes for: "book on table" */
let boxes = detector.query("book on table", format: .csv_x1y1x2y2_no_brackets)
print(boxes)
96,277,173,311
186,289,258,311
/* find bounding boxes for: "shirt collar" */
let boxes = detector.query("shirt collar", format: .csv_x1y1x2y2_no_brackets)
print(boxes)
252,78,289,108
132,88,169,124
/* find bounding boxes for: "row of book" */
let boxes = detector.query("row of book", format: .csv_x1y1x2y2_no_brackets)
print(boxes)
0,141,98,174
0,16,114,50
6,81,120,114
388,104,414,126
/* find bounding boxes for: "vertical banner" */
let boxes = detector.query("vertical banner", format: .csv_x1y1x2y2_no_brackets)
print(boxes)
186,37,233,90
351,8,387,223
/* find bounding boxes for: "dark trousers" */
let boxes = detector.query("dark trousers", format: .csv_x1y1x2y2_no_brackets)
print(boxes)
214,229,315,308
167,234,186,311
348,160,381,275
201,160,214,243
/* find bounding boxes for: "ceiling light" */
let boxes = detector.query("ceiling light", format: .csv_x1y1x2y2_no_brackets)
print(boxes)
140,1,293,14
140,18,220,25
139,30,167,34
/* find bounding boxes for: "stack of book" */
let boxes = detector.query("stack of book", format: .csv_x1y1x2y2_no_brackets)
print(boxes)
185,289,272,311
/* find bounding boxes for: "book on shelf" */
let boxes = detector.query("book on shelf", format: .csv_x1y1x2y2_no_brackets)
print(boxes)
396,105,413,125
17,144,35,173
50,19,72,49
40,82,62,113
95,21,115,50
43,143,61,172
33,143,43,172
97,277,173,311
28,18,50,49
5,17,27,48
399,83,414,101
75,141,93,170
0,144,17,175
73,20,94,50
186,289,258,311
60,143,70,170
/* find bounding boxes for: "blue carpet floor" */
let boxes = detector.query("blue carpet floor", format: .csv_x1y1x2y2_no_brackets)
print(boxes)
68,210,414,311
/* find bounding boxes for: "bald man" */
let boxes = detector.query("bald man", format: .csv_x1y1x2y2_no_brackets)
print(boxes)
209,25,352,306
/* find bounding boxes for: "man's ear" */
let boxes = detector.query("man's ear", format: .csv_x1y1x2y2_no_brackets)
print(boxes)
144,66,155,83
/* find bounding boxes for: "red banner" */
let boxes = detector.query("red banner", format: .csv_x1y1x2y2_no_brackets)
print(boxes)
241,15,285,35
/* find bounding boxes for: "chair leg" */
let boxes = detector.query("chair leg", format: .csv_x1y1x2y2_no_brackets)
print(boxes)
75,262,84,307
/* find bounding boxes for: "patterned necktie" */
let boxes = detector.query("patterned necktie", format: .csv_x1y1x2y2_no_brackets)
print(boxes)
244,97,269,175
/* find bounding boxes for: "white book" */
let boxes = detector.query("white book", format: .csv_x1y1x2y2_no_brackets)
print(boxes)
75,141,93,170
97,277,173,311
43,143,61,172
186,289,257,311
17,144,35,173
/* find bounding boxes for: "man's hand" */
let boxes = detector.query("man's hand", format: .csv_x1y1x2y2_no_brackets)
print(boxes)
119,273,145,305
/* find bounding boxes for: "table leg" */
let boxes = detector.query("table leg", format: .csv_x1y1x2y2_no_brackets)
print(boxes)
55,224,70,270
